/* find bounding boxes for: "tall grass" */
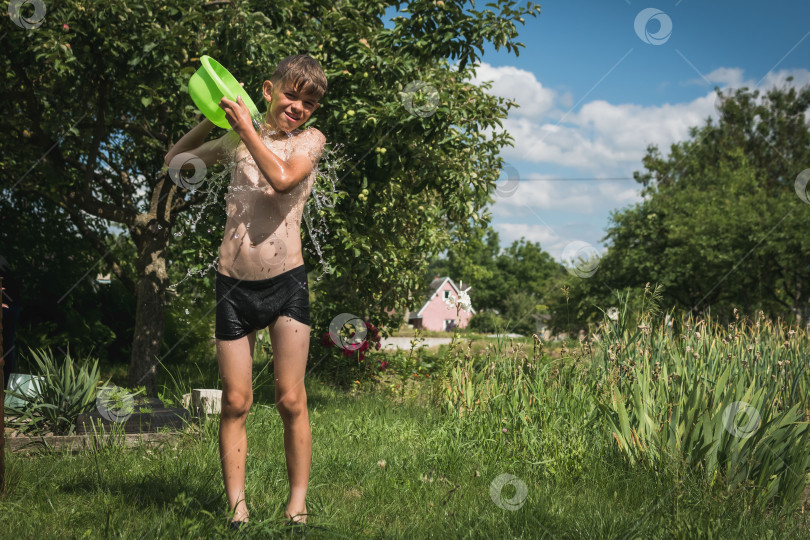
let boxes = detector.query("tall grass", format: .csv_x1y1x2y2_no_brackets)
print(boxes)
439,285,810,517
593,288,810,514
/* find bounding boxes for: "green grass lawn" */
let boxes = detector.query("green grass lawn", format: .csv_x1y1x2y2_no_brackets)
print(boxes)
4,308,810,539
3,355,809,539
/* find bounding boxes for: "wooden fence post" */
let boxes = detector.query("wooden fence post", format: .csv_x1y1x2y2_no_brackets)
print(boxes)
1,276,5,494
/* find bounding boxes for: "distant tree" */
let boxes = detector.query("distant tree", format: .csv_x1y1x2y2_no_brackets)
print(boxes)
429,225,563,334
549,84,810,330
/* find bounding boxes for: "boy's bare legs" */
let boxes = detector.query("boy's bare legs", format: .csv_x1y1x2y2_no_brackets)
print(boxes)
268,315,311,524
217,332,256,524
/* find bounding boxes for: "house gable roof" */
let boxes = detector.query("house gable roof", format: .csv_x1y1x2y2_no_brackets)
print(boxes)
412,276,476,317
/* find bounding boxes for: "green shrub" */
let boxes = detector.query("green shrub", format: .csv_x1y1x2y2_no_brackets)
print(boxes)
6,347,104,436
467,309,505,333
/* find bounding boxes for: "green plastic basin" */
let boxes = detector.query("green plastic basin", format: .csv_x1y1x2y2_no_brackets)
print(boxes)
188,55,260,129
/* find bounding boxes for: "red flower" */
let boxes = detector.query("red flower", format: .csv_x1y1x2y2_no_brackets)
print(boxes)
63,24,69,31
342,347,354,357
360,340,370,352
321,333,333,347
375,342,381,350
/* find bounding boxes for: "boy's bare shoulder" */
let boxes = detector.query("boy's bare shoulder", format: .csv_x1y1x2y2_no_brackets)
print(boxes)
291,127,326,161
294,127,326,144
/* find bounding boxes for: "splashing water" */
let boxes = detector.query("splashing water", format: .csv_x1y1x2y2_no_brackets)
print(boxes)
168,126,345,293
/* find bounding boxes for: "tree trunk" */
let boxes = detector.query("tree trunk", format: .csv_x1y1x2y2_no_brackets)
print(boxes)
129,224,170,396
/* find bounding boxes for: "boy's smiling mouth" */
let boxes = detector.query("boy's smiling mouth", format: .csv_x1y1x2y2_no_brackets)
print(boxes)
285,111,299,121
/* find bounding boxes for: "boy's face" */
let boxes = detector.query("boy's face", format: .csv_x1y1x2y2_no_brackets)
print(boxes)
262,79,320,132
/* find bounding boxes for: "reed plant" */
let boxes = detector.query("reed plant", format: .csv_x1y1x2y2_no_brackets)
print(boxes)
592,286,810,514
439,284,810,515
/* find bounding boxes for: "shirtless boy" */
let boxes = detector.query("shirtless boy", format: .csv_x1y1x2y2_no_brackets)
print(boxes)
164,54,327,529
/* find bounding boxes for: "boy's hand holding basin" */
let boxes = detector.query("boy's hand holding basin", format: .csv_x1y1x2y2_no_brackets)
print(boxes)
188,55,260,131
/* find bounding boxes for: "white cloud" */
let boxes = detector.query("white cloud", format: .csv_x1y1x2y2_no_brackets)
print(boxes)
758,68,810,89
493,222,607,262
491,175,642,216
496,222,559,247
687,67,746,87
473,65,810,175
688,67,810,90
469,63,556,119
498,94,718,174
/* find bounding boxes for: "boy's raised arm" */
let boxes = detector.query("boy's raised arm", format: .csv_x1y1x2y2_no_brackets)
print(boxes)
240,126,326,193
164,119,240,169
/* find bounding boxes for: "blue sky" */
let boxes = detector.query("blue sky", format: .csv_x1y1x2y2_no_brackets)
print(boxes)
453,0,810,263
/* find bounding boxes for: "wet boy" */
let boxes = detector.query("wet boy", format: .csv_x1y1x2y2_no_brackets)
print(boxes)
164,54,327,528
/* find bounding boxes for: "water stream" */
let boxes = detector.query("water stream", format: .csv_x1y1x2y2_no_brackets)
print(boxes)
168,125,345,295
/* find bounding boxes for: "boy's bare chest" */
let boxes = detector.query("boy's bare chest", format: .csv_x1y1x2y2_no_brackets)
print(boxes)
234,134,295,165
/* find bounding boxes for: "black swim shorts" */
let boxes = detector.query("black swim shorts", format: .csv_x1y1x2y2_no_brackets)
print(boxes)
215,264,311,340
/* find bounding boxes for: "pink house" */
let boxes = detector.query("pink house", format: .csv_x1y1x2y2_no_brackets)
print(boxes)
406,276,476,332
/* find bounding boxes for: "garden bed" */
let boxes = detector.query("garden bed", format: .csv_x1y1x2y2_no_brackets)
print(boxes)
3,430,179,454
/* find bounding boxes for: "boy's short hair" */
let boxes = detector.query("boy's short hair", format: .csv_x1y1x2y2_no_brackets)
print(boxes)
270,54,328,101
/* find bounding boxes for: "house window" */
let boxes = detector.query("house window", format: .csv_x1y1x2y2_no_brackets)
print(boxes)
444,319,456,331
443,290,450,299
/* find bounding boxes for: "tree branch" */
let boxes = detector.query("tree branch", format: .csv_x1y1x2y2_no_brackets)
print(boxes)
64,207,136,296
60,181,138,225
110,119,168,145
64,155,125,207
96,147,138,207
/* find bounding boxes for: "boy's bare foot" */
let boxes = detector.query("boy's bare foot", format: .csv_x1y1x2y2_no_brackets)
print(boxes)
284,505,307,524
232,509,249,524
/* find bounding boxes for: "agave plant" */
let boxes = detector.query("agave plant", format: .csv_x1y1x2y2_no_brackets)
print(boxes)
5,347,105,436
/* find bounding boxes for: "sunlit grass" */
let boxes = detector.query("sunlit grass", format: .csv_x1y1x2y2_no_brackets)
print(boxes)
2,304,808,538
